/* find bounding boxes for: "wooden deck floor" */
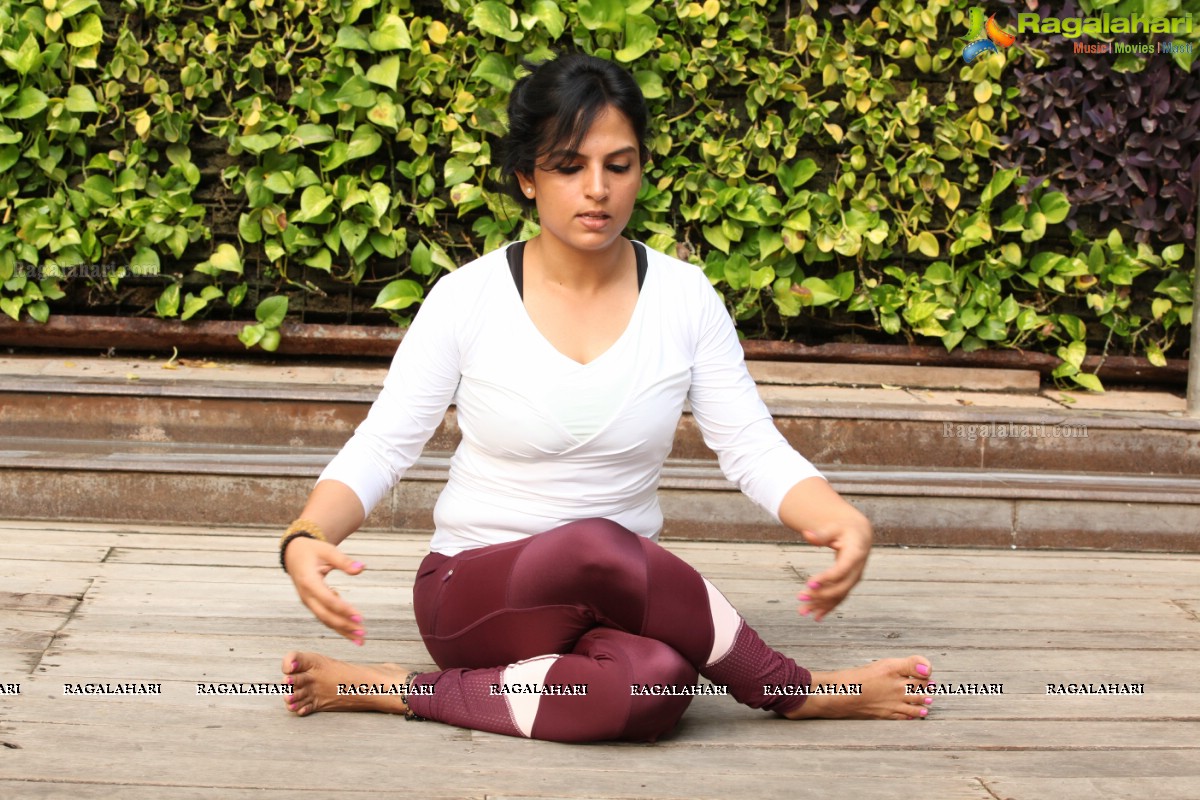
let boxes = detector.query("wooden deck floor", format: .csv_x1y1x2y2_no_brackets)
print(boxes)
1,519,1198,799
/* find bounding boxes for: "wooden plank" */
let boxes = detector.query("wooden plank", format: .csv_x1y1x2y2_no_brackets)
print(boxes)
982,777,1200,800
0,783,476,800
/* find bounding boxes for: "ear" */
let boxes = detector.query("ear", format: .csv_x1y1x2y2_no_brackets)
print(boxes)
516,172,535,198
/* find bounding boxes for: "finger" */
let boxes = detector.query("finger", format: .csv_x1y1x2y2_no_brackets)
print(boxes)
298,579,365,641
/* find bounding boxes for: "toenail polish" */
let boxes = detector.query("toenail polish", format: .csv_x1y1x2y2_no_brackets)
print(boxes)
291,660,299,671
286,676,293,685
807,580,821,589
353,629,365,636
919,708,928,717
924,697,933,704
916,663,929,676
798,594,811,601
351,615,363,623
351,562,364,570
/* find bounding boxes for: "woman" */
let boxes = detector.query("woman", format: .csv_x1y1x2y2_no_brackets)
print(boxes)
279,52,933,742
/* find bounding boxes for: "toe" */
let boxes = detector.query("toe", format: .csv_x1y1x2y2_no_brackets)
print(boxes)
282,651,303,675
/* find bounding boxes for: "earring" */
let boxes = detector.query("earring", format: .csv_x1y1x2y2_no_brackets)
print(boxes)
525,187,533,196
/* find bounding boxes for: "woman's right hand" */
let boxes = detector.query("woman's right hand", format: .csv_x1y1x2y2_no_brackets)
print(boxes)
284,536,367,645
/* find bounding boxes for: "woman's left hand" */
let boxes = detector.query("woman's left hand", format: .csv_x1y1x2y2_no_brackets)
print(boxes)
796,515,872,621
778,476,874,622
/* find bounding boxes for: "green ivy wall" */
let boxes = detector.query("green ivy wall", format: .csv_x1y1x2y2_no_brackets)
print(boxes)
0,0,1195,389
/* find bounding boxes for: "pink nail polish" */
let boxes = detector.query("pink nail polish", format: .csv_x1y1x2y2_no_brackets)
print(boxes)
799,608,811,616
807,580,821,589
351,615,363,623
286,676,293,685
350,561,364,570
288,702,295,711
353,629,365,636
924,697,933,704
919,708,928,717
798,594,811,602
916,663,930,676
291,660,299,671
354,639,364,647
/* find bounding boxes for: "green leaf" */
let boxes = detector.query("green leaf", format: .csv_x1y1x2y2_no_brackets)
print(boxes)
471,1,523,41
181,292,209,321
1059,340,1087,370
239,322,266,348
255,295,289,328
980,167,1018,206
527,0,566,37
373,278,424,310
366,55,401,90
368,14,413,51
910,231,939,258
0,296,21,321
156,283,180,318
81,175,114,206
293,185,333,222
3,87,49,120
3,35,42,75
334,26,373,51
238,133,282,155
204,243,244,275
443,157,474,187
59,0,100,18
25,300,49,323
634,70,665,99
578,0,625,30
1145,342,1167,368
338,220,368,255
66,13,105,47
304,248,333,271
1151,298,1172,320
471,53,516,92
226,283,247,308
702,224,730,254
289,124,335,149
332,75,376,108
779,159,819,192
64,85,99,113
800,277,839,306
259,328,282,352
924,262,954,285
130,248,160,276
1071,373,1104,393
615,13,658,62
0,144,19,173
1162,244,1185,263
1038,192,1070,224
346,125,382,160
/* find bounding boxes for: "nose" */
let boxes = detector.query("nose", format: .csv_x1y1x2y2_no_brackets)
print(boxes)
584,164,608,200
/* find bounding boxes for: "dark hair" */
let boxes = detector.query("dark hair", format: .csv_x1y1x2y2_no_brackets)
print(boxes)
500,52,651,210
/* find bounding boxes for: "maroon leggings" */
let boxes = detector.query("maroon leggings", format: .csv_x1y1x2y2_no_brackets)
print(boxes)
405,518,810,742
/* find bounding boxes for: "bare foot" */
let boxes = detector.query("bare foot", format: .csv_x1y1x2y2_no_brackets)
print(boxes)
281,651,414,716
783,655,934,720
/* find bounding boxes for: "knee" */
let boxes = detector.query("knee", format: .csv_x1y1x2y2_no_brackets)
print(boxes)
624,641,698,743
553,518,643,581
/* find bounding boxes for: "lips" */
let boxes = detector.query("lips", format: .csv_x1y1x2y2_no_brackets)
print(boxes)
576,211,611,230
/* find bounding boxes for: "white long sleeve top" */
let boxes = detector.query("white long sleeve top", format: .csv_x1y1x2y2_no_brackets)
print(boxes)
318,242,823,555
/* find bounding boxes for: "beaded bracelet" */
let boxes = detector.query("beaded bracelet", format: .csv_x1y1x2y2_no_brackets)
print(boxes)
401,670,427,721
278,519,328,573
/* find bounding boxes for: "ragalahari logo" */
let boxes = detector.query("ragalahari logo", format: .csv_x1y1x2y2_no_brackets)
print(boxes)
962,8,1016,62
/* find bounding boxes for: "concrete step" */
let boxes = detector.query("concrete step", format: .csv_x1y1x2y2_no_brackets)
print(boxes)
2,355,1197,551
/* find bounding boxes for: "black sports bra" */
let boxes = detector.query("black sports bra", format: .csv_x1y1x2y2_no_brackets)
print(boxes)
506,240,648,299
